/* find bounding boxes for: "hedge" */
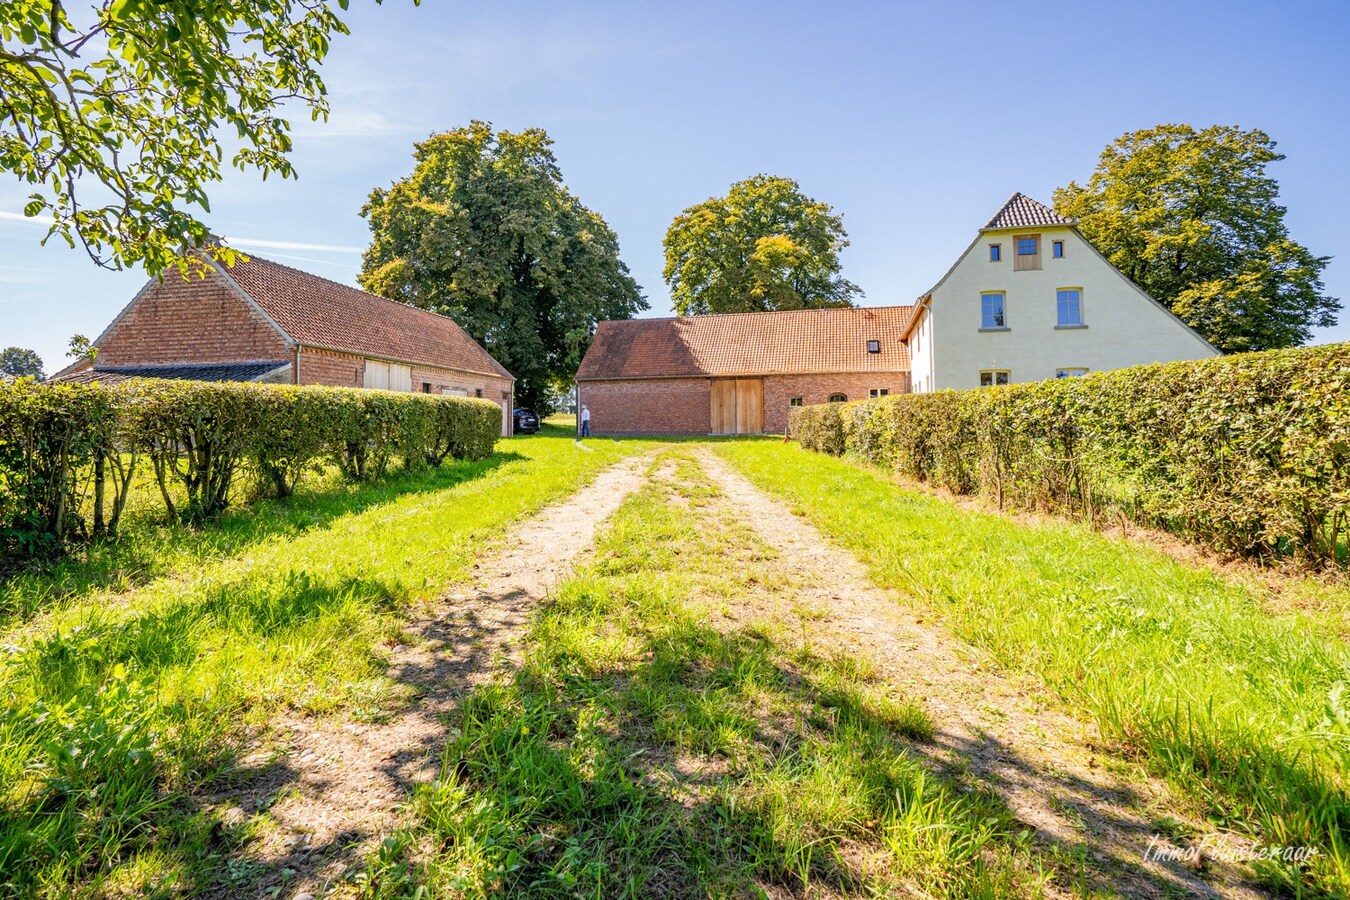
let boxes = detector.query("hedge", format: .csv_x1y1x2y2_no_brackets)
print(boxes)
791,343,1350,568
0,378,503,562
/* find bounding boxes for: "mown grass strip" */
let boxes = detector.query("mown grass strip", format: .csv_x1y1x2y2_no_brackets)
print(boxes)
359,452,1069,898
0,428,656,898
716,439,1350,896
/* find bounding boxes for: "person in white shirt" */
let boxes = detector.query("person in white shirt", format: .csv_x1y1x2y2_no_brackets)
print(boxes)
580,404,591,437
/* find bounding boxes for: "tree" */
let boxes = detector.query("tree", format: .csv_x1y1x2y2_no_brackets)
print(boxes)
1053,125,1338,352
359,122,646,412
1,0,395,276
0,346,43,379
663,174,861,316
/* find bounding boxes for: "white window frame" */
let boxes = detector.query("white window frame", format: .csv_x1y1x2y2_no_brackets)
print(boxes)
1055,367,1089,379
868,388,890,399
980,291,1007,329
1056,287,1085,327
979,370,1010,388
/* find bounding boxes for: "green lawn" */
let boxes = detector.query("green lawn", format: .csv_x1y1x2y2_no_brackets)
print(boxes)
0,423,657,897
5,429,1347,897
358,451,1057,898
715,440,1350,896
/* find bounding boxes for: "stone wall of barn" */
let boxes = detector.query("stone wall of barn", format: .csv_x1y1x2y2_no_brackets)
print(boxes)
578,378,712,435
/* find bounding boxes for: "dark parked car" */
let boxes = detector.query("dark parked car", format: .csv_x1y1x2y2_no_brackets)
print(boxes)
513,408,539,434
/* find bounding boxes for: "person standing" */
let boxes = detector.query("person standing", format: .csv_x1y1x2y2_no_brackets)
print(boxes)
580,404,591,437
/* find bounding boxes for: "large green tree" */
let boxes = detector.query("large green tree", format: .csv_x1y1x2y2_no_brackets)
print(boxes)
1,0,391,275
0,346,43,379
359,122,646,411
663,174,861,315
1054,124,1338,352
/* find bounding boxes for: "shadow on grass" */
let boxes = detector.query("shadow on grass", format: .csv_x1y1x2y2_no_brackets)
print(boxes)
0,452,523,627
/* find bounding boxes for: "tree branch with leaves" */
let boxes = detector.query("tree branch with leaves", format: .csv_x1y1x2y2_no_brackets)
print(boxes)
1,0,398,275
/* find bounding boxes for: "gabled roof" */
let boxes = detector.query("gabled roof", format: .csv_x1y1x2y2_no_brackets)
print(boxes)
576,306,912,380
983,192,1074,231
210,252,514,381
55,361,290,386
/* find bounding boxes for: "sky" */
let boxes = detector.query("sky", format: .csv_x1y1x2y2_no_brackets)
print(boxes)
3,0,1349,374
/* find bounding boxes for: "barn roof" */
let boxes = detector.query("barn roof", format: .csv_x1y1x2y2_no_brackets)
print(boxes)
214,252,514,381
576,306,912,380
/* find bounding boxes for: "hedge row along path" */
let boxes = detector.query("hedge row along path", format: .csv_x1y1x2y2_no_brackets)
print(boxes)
212,454,655,899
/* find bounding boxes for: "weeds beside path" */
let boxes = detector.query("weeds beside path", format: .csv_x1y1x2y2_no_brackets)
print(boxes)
214,452,656,898
0,430,656,898
716,440,1349,897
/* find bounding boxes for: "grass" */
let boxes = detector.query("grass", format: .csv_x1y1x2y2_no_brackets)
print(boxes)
0,420,657,898
358,451,1072,898
716,439,1350,897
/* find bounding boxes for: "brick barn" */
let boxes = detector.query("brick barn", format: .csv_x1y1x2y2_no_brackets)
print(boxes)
54,249,517,435
574,306,912,436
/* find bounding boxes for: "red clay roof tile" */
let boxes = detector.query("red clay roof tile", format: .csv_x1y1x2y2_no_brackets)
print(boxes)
983,193,1074,230
219,254,513,380
576,306,912,380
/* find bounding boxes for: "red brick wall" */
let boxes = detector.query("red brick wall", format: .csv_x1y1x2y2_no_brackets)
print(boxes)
299,347,513,435
577,372,908,435
579,378,711,435
763,373,909,434
296,347,363,388
98,271,291,366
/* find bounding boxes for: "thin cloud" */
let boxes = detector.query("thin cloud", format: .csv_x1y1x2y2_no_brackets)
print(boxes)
0,210,56,226
2,213,362,252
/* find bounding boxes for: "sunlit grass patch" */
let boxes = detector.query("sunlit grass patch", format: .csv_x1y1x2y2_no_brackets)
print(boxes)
717,439,1350,896
365,452,1052,898
0,431,656,897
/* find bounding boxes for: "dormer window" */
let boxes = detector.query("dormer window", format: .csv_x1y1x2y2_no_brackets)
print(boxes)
866,340,880,354
1014,234,1041,271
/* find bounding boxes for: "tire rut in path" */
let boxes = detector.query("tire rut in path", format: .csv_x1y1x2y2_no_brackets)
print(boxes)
694,449,1264,900
211,454,654,899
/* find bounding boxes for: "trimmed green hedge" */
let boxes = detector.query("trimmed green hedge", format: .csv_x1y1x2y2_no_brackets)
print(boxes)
792,344,1350,567
0,379,502,561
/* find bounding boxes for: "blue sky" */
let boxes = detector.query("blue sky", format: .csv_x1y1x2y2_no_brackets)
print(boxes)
3,0,1348,373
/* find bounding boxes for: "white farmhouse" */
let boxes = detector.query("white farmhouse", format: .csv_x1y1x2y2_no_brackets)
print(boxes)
903,193,1217,392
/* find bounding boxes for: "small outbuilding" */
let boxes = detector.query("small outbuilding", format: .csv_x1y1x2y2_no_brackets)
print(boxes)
574,306,912,436
52,248,517,435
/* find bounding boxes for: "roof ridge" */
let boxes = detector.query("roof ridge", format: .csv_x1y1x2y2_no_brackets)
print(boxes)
222,249,472,330
982,192,1026,229
606,304,914,326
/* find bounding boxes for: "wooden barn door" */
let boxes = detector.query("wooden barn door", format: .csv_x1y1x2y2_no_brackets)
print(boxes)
710,379,764,435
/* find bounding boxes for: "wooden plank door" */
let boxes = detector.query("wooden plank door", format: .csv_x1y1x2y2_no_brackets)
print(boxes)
734,379,763,434
710,380,737,434
363,360,390,390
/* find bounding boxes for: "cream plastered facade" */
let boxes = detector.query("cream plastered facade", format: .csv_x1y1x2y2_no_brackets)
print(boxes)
908,225,1217,392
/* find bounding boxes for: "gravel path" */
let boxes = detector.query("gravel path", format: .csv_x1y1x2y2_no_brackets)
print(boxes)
211,454,653,899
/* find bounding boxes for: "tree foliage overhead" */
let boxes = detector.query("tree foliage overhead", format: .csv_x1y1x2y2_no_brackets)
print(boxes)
663,174,861,316
1053,124,1338,352
0,346,43,379
359,121,646,412
1,0,384,275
